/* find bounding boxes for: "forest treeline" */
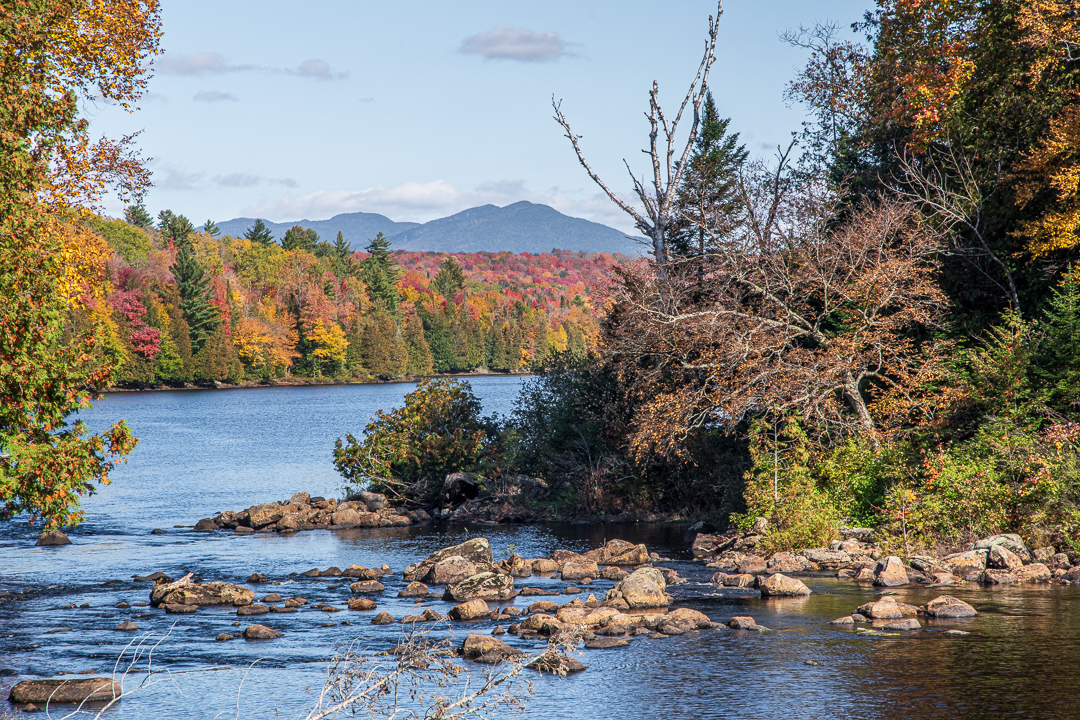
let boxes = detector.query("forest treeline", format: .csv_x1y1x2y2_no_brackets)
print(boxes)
86,209,612,387
337,1,1080,556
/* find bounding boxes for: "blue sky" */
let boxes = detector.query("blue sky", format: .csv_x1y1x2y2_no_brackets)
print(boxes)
89,0,872,234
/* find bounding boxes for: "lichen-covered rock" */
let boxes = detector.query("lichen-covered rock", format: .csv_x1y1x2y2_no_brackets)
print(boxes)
923,595,977,618
426,556,478,585
736,555,767,575
349,580,385,594
398,581,430,597
758,573,811,597
606,543,650,566
941,550,989,581
767,551,812,573
247,503,284,529
606,567,668,609
974,534,1031,563
150,573,254,608
461,634,524,660
444,572,515,602
855,596,914,619
10,678,120,704
800,548,853,569
1016,563,1052,583
449,598,491,621
979,569,1017,585
530,558,559,573
561,558,599,581
403,538,494,581
988,544,1023,570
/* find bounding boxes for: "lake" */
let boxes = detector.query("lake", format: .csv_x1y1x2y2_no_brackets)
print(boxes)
2,378,1079,719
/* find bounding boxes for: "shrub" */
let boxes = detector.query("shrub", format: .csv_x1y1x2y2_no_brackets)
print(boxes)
333,378,496,502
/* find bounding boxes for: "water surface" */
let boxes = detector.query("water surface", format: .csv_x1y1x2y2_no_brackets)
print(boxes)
2,379,1079,719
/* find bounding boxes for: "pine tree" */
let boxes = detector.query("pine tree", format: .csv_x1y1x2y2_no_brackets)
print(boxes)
334,231,353,258
170,244,221,354
363,233,401,312
124,204,153,228
1036,271,1080,414
244,219,275,245
404,314,434,375
433,256,466,300
203,219,220,237
282,225,319,252
533,314,550,367
422,306,455,372
671,90,748,259
158,210,195,248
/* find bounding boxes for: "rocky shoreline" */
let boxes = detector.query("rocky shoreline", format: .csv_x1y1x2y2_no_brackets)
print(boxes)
102,370,532,394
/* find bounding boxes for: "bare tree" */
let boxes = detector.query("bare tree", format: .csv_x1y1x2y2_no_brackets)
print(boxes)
552,1,724,267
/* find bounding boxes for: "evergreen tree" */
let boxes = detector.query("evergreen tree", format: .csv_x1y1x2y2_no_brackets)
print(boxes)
404,314,434,375
203,219,221,237
282,225,319,252
533,314,550,367
422,306,455,372
124,204,153,228
362,311,407,378
1036,271,1080,414
170,244,221,354
671,90,748,259
433,256,466,300
334,231,353,259
363,233,401,312
158,210,195,248
244,219,275,245
566,323,587,360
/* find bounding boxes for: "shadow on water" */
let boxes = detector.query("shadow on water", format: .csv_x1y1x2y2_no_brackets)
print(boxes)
2,380,1080,719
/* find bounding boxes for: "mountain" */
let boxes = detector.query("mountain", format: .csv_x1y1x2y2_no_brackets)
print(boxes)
216,202,644,255
389,201,641,254
215,212,419,244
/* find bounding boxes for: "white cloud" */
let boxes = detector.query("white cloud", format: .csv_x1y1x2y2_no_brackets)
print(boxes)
289,59,347,80
460,25,566,62
153,165,204,192
193,90,238,103
158,52,254,76
215,174,299,189
239,179,641,234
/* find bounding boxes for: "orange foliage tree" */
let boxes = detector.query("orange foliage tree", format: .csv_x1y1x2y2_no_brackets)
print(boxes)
0,0,160,528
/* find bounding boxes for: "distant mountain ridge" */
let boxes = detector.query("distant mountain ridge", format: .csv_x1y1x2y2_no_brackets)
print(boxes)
217,201,643,255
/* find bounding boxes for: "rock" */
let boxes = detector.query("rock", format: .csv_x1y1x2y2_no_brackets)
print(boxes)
941,550,988,580
830,616,856,625
461,633,524,660
1064,566,1080,584
449,599,491,621
270,605,297,614
525,653,586,675
1049,553,1072,570
9,678,120,704
923,595,977,618
974,534,1031,562
943,629,970,636
113,620,138,631
736,555,767,575
164,603,198,614
586,637,631,648
979,569,1018,585
216,633,234,641
285,597,307,608
987,544,1023,570
248,573,269,584
426,556,478,586
800,548,853,569
288,491,311,506
873,557,909,587
349,580,385,594
758,573,811,597
348,597,377,611
855,597,913,619
929,572,960,586
683,521,716,547
690,533,727,559
398,582,430,597
607,567,668,609
262,593,282,603
880,618,921,631
276,515,301,532
728,616,768,631
1015,563,1052,583
445,572,515,602
150,573,254,608
561,559,599,581
355,490,386,511
600,566,629,581
243,624,282,640
151,528,167,534
35,531,71,546
193,518,218,532
767,551,812,574
719,573,755,588
1033,546,1056,563
371,612,395,625
247,503,284,529
330,508,364,527
403,538,494,581
530,558,559,574
528,600,560,614
237,604,269,616
606,544,650,566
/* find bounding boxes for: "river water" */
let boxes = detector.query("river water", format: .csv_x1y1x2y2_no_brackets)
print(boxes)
2,378,1080,719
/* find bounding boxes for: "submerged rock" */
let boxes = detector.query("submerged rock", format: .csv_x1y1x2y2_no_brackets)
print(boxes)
923,595,977,618
9,678,119,704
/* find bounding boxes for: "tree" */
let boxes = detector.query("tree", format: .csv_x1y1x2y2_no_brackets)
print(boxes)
0,0,161,528
552,1,723,266
170,244,221,354
308,320,348,377
433,256,466,300
282,225,319,252
1035,270,1080,413
404,314,434,375
157,210,194,248
202,219,220,237
124,204,153,228
363,233,401,312
244,218,275,245
670,90,748,261
334,231,353,259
